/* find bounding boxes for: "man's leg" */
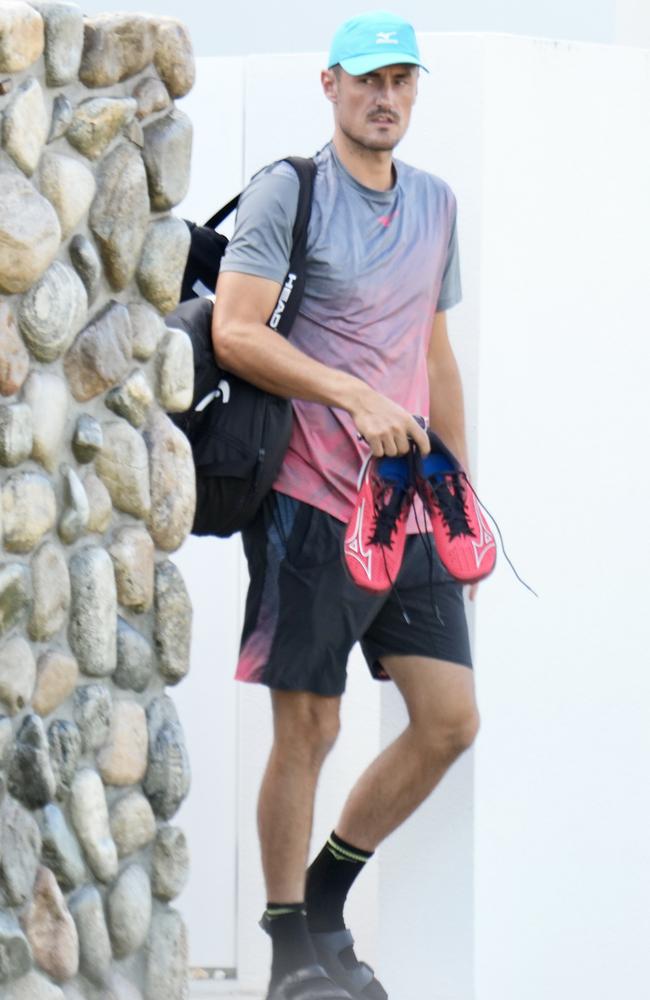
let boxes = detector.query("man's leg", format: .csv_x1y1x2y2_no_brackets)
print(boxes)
336,655,479,849
259,690,342,899
306,656,478,937
258,689,342,990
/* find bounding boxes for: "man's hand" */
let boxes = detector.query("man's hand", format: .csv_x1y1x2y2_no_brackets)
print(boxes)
349,386,430,457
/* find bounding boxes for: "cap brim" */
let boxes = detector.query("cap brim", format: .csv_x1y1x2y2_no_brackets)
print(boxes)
337,52,428,75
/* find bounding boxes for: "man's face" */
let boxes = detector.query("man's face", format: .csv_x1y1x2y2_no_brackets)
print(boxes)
322,64,418,152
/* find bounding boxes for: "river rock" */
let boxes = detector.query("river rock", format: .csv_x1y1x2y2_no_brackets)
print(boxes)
0,716,12,761
72,683,111,752
0,173,61,294
145,411,195,551
142,109,192,211
0,636,36,715
109,526,154,612
80,14,155,87
109,791,156,858
39,153,96,240
72,415,102,464
97,700,147,786
107,972,144,1000
39,804,86,891
107,864,151,958
68,235,102,303
152,18,195,98
83,473,112,535
0,403,32,466
8,714,56,808
69,769,118,883
68,885,112,988
0,563,31,638
124,118,144,147
144,908,187,1000
0,911,32,984
47,720,81,799
151,826,189,902
137,216,190,315
133,77,171,121
4,971,64,1000
19,261,87,363
29,542,70,641
95,420,150,519
58,465,90,545
115,618,153,693
64,301,132,402
105,370,152,427
32,1,83,86
47,93,73,143
68,547,117,677
154,561,191,684
23,866,79,981
143,696,190,819
89,143,149,291
66,97,136,160
2,77,48,175
0,3,44,73
128,302,165,361
0,796,41,906
33,651,78,717
2,472,56,552
0,303,29,395
23,371,69,472
155,328,193,412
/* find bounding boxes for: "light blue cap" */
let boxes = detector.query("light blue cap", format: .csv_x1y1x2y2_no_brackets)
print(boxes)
328,10,428,76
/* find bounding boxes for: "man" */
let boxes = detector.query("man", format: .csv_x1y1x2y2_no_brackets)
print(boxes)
213,11,480,1000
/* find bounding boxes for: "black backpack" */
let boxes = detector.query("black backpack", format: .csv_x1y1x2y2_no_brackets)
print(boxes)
166,156,315,538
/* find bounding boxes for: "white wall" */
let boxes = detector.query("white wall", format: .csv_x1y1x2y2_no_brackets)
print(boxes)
474,36,650,1000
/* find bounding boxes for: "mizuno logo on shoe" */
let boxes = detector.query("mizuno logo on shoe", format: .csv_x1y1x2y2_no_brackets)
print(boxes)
470,497,496,569
345,500,373,581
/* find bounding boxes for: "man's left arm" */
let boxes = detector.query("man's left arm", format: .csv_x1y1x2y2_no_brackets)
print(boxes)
427,310,469,472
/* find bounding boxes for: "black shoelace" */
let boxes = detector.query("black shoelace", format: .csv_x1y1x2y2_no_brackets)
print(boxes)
369,481,411,548
428,474,475,540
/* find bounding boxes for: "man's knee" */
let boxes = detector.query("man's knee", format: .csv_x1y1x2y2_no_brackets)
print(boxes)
415,704,480,762
272,690,341,766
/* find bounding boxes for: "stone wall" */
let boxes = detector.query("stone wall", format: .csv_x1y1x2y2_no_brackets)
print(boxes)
0,4,197,999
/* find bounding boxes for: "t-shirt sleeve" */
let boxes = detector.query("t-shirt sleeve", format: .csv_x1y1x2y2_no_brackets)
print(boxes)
436,195,462,312
219,163,300,284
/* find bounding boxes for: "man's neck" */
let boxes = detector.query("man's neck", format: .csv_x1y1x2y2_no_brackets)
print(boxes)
332,132,395,192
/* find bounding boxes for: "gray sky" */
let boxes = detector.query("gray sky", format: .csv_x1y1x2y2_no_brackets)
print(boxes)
77,0,624,58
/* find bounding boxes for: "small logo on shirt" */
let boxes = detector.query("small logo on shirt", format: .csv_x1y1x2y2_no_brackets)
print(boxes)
376,31,399,45
378,210,398,228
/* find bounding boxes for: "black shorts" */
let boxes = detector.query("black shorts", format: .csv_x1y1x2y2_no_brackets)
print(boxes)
236,491,472,696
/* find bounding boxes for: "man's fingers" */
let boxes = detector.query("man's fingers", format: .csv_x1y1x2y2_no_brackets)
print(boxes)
409,418,430,455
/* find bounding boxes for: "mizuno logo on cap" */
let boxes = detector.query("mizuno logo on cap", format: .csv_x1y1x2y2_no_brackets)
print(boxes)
376,31,399,45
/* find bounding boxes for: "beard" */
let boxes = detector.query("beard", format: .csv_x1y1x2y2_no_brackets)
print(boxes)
339,115,404,153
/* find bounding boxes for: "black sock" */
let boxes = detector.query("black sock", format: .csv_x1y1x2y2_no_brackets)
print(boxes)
305,831,374,933
264,902,317,987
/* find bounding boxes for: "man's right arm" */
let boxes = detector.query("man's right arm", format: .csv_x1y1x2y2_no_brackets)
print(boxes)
212,270,429,458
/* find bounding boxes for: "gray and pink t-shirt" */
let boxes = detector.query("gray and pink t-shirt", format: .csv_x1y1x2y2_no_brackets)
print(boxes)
220,141,462,528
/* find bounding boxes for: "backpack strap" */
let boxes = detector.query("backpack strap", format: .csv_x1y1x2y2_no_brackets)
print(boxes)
269,156,316,337
204,193,240,230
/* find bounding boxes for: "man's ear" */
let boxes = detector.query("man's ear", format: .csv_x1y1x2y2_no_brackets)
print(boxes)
321,68,338,105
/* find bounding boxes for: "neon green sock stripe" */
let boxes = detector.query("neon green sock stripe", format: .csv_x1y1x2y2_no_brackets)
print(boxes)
326,836,371,864
265,906,305,918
